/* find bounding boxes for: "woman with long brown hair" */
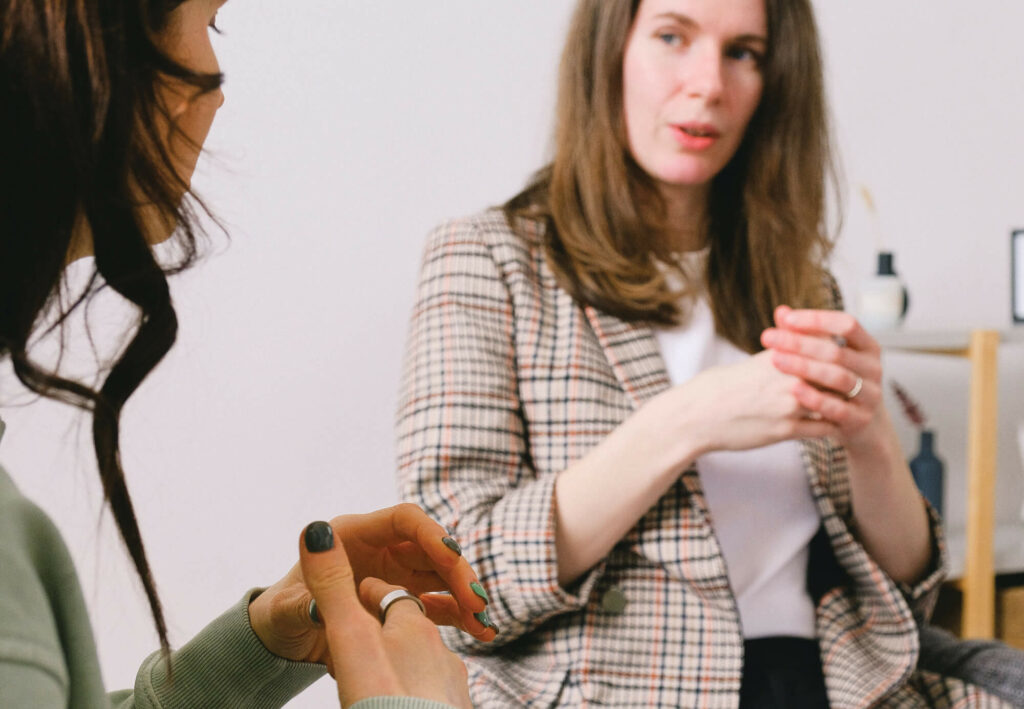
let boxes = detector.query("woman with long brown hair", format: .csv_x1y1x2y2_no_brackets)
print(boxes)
0,0,492,706
397,0,1019,706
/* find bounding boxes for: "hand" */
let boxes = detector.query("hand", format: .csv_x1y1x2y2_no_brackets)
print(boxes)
300,522,473,709
761,305,885,449
648,347,838,459
248,504,495,664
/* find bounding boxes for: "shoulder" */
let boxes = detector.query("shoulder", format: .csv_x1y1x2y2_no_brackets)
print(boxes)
423,209,545,264
821,268,844,310
0,466,77,578
0,466,83,699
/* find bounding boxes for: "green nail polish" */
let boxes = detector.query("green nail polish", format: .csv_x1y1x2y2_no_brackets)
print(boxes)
470,582,489,604
474,609,493,627
487,623,500,635
442,536,462,556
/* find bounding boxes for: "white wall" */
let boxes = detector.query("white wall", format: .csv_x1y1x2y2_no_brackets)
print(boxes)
0,2,1021,707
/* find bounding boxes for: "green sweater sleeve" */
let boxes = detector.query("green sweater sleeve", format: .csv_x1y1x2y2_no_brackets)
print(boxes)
1,466,458,709
108,591,325,708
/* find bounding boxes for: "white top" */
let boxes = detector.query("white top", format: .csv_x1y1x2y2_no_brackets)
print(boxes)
654,255,820,639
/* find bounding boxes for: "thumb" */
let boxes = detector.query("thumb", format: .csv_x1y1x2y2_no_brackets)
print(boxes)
299,521,399,706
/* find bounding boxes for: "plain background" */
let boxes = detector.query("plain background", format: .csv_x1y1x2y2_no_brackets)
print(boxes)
2,2,1023,706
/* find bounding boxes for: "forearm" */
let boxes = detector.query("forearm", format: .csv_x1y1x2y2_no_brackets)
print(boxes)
846,412,933,585
555,402,701,587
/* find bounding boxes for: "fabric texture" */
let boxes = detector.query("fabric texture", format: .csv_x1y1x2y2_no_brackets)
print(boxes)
0,456,454,708
739,636,829,708
395,210,1013,708
655,294,819,640
918,624,1024,707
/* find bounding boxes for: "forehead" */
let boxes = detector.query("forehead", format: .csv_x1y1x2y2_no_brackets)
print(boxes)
634,0,767,36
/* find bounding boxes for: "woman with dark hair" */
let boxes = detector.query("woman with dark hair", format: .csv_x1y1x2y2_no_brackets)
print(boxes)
0,0,491,706
397,0,1020,706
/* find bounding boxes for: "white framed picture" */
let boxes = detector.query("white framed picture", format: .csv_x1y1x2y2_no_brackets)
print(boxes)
1015,230,1024,323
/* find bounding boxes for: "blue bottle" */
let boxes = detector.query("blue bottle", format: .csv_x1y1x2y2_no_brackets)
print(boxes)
910,429,944,517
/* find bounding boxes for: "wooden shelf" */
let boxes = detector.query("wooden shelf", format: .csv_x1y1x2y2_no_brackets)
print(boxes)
877,328,1024,639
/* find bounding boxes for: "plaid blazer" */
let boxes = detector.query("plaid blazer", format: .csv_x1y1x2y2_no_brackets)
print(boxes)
396,210,1009,708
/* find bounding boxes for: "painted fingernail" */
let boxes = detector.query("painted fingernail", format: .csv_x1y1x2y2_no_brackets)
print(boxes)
487,622,500,635
442,536,462,556
474,609,493,628
470,582,490,604
304,521,334,553
309,598,321,625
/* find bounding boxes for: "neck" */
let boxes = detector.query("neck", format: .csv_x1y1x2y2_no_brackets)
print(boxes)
658,182,710,253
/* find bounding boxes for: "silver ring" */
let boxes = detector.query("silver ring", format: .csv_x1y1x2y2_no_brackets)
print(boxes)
846,376,864,400
309,598,321,625
378,589,426,622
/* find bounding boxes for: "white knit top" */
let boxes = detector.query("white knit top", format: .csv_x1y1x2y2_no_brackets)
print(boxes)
654,254,820,638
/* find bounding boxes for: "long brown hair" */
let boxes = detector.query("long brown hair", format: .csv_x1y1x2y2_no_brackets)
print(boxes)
1,0,223,659
505,0,838,352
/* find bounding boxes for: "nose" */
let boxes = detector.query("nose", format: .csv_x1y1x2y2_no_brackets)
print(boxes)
681,42,724,103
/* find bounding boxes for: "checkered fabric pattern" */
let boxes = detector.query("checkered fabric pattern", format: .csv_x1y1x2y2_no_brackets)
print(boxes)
396,210,1011,708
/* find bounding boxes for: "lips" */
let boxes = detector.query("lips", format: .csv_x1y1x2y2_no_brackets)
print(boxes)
676,123,720,138
671,122,721,150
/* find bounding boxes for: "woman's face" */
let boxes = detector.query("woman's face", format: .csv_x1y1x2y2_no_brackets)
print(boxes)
159,0,228,192
622,0,766,202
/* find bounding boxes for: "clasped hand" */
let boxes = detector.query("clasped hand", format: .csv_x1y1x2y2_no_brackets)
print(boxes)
655,305,886,457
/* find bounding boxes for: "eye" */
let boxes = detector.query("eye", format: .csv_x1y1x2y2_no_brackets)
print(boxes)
726,44,763,65
656,31,683,48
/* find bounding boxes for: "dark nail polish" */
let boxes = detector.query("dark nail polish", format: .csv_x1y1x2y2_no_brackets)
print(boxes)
309,598,321,625
470,582,489,604
304,521,334,553
442,536,462,556
474,609,493,628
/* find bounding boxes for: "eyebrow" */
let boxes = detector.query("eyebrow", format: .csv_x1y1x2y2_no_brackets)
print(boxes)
651,12,767,45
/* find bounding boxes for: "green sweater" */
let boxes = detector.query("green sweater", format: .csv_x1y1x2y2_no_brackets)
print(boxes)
0,435,454,708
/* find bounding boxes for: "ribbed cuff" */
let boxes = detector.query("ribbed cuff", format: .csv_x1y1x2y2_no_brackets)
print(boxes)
134,590,325,708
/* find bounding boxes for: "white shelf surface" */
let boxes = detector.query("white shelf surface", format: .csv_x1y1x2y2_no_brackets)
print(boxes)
945,521,1024,580
875,328,1024,352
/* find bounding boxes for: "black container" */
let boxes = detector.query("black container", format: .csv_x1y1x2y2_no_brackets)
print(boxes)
910,429,944,517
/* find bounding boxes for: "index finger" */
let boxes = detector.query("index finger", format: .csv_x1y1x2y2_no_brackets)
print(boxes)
298,522,399,704
774,306,879,353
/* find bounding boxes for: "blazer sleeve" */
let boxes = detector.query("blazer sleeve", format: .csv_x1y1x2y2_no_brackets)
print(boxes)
823,269,948,621
396,218,605,650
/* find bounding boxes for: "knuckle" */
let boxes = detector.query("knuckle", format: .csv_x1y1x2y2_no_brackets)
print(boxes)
310,562,357,593
394,502,422,518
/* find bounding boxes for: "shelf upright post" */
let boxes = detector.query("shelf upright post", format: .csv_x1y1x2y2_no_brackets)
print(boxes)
961,329,1000,638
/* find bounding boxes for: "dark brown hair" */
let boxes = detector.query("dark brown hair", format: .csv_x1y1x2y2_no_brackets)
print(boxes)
505,0,838,352
1,0,223,658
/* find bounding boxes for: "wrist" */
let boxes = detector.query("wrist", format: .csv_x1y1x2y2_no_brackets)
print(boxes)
631,391,706,476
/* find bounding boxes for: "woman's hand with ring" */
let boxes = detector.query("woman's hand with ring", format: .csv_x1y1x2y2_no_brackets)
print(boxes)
248,504,496,669
761,305,886,449
299,522,473,708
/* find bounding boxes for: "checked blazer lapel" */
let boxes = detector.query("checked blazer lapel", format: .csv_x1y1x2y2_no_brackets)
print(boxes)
582,304,734,597
582,305,671,409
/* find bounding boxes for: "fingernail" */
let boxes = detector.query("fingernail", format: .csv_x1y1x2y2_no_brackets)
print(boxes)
470,582,490,604
442,536,462,556
487,622,500,635
474,609,493,628
304,521,334,553
309,598,321,625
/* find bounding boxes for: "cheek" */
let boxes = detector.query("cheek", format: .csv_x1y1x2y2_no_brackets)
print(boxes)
735,78,763,131
163,87,222,187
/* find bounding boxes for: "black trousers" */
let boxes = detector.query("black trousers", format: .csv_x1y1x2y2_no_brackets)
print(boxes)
739,636,830,708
